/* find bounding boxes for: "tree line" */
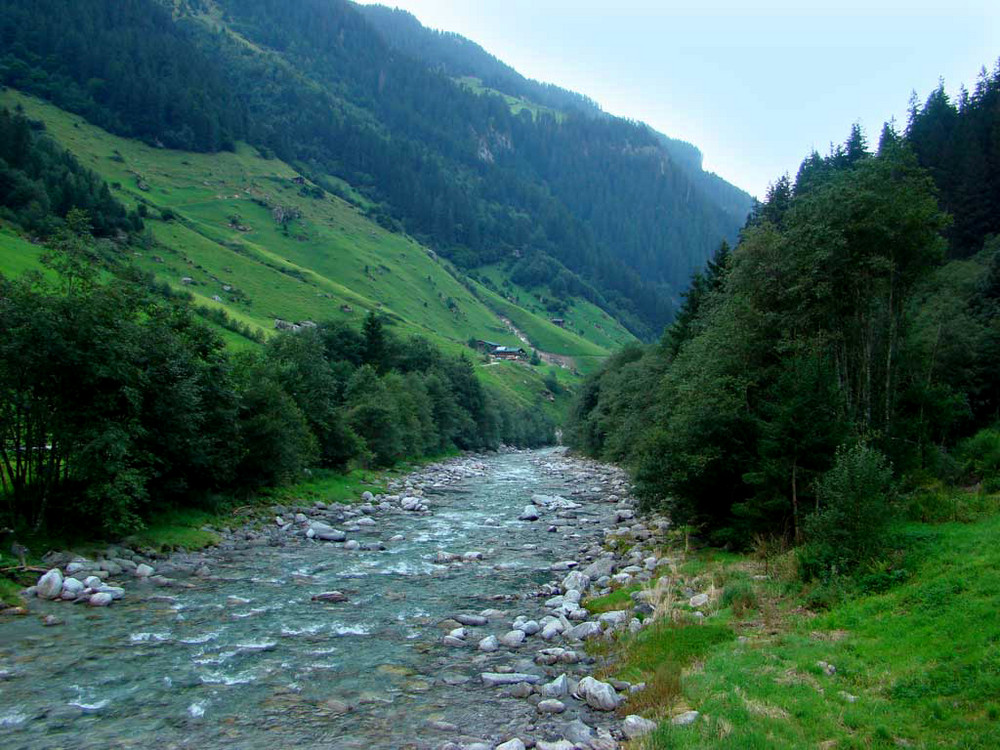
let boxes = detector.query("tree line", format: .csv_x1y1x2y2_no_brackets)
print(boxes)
0,214,554,537
568,73,1000,577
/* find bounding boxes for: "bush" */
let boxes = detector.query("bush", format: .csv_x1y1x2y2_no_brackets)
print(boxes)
800,443,896,580
955,427,1000,489
720,578,758,616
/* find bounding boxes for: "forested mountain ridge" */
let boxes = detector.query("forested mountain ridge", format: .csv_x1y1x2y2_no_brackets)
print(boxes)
355,2,751,229
0,0,750,338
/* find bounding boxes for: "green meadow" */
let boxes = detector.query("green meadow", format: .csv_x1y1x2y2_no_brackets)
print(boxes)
0,88,631,412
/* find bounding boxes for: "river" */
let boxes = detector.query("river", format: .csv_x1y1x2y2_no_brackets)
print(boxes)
0,448,630,749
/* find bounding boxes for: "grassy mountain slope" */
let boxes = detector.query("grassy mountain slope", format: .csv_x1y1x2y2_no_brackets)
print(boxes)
0,88,633,414
0,0,755,336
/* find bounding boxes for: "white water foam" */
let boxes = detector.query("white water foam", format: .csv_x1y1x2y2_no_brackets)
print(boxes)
0,711,27,727
130,631,171,643
236,640,277,651
187,702,206,718
198,670,259,686
280,623,324,636
231,607,268,619
179,631,220,645
68,687,110,711
192,650,237,666
332,624,370,636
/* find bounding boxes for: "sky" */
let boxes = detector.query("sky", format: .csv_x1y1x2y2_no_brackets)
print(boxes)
354,0,999,197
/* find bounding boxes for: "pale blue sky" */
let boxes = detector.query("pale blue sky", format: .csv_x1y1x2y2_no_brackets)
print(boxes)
356,0,999,197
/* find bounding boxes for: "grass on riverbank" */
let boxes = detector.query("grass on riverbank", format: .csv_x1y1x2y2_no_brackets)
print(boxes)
596,492,1000,749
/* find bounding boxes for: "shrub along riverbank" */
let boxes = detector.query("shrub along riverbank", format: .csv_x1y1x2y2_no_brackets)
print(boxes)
0,213,555,548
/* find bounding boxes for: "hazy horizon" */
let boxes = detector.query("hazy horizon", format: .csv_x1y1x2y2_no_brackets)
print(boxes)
355,0,999,197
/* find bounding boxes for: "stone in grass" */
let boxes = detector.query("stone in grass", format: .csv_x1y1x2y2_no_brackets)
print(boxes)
623,715,658,738
671,710,700,726
689,593,710,608
817,660,837,676
574,676,621,711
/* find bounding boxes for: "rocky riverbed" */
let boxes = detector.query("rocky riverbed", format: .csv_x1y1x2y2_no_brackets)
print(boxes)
0,447,681,749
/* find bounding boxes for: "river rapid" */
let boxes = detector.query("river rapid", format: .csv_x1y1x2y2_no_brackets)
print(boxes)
0,448,640,749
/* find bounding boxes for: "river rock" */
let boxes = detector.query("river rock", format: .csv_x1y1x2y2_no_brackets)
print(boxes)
536,741,575,750
496,740,526,750
361,490,374,502
478,635,499,652
540,621,563,640
135,564,154,578
454,614,488,626
575,676,621,711
88,592,114,607
443,636,465,647
514,619,540,635
65,562,87,575
623,715,657,738
582,557,615,580
312,591,348,603
481,672,543,687
500,630,526,647
83,576,103,589
61,577,85,599
537,699,566,714
561,571,590,593
448,627,468,639
344,540,360,550
539,674,570,698
507,681,535,698
36,569,63,600
519,506,540,521
96,586,125,600
598,610,630,629
563,719,595,745
566,621,603,641
42,614,63,626
317,528,347,542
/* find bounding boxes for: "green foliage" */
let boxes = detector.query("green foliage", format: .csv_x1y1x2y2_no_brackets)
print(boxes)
570,118,964,545
955,426,1000,488
720,577,759,615
800,443,897,579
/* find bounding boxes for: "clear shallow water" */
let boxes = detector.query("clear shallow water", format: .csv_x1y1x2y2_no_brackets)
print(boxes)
0,450,611,749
